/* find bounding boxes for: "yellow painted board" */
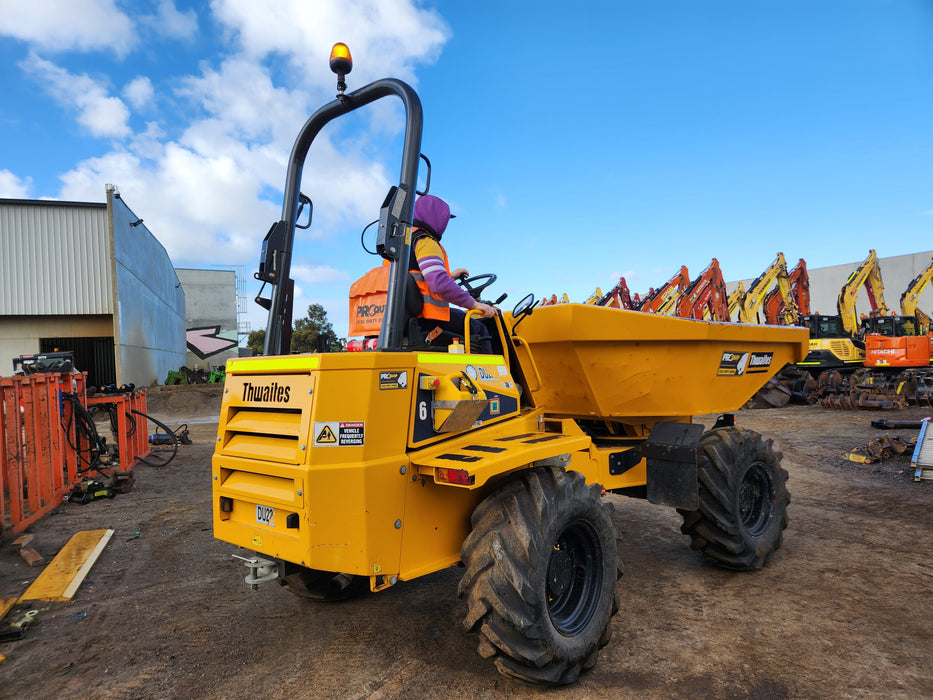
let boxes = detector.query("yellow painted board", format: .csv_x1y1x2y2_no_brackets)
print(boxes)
19,529,114,602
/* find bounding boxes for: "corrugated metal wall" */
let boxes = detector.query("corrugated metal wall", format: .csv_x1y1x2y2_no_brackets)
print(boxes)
0,200,112,315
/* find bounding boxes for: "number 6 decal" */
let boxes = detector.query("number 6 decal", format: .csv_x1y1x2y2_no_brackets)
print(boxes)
419,401,428,421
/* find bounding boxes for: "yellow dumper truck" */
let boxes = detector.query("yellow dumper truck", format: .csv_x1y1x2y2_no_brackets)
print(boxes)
212,44,808,685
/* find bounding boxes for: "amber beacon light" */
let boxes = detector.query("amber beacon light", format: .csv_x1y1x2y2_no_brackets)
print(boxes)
330,42,353,95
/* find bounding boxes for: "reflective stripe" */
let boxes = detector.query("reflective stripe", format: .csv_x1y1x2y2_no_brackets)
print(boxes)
417,353,505,364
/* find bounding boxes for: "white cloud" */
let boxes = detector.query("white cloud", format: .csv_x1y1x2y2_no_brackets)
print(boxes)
291,264,350,284
124,76,155,110
142,0,198,40
0,170,32,198
0,0,134,57
211,0,449,89
46,0,451,328
20,54,131,138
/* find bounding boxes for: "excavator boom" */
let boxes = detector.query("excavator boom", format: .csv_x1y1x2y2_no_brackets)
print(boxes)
640,265,690,314
837,249,889,336
596,277,636,309
738,253,798,325
900,256,933,318
674,258,729,322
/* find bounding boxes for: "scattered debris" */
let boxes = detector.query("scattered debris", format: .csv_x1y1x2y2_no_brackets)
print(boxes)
871,418,927,430
844,435,915,464
10,534,45,567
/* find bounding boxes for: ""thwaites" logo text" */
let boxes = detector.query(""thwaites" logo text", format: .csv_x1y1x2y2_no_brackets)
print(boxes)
242,381,291,403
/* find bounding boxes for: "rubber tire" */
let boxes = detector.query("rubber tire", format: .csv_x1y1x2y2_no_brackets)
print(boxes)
678,427,789,571
279,567,369,602
458,467,620,686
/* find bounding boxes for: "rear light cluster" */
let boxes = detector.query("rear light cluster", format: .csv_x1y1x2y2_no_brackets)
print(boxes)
435,468,475,486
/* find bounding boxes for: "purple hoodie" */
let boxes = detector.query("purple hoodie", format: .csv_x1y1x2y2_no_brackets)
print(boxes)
413,194,454,237
412,195,475,309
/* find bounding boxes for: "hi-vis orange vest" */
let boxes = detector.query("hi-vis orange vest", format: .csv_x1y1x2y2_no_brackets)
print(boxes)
409,232,451,321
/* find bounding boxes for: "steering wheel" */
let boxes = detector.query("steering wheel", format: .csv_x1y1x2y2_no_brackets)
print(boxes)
457,273,497,300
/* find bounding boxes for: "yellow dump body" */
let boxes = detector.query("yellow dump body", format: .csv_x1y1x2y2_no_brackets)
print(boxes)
509,304,808,420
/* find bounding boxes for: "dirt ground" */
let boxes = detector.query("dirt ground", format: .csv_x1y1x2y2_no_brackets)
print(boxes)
1,384,931,699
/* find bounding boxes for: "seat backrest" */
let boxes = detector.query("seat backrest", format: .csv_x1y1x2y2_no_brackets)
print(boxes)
405,272,423,317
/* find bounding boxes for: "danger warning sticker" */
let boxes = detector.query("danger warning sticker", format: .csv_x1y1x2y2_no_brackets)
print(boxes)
314,421,366,446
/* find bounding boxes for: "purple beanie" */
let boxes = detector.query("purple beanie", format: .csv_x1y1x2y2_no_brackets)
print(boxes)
413,194,454,237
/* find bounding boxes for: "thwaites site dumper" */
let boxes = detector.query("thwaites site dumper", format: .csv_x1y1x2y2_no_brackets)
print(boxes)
212,45,809,686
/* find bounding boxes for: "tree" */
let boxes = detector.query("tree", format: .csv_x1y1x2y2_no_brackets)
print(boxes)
246,329,266,356
290,303,340,353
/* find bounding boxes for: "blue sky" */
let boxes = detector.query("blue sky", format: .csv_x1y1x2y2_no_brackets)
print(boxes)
1,1,931,339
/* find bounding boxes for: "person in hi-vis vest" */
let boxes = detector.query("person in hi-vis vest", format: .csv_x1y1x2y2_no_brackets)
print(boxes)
409,195,495,353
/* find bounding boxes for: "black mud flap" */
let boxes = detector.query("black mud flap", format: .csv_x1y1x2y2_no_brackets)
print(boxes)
643,421,705,510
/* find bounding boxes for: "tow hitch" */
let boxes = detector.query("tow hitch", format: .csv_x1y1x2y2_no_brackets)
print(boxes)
233,554,278,589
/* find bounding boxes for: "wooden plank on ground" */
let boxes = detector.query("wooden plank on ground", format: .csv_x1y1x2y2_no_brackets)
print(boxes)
19,529,114,602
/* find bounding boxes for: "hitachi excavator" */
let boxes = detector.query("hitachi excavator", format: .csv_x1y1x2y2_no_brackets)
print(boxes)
212,44,808,686
818,256,933,409
737,253,799,325
674,258,729,321
639,265,690,314
863,256,933,371
763,258,809,326
797,250,885,375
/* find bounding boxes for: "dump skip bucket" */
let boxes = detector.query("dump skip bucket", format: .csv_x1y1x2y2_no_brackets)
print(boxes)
509,304,808,420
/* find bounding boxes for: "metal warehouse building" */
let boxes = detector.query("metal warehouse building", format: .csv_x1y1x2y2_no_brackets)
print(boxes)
0,186,186,387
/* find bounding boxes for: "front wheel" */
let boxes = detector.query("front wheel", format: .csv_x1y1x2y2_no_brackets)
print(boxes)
678,427,789,570
458,467,620,686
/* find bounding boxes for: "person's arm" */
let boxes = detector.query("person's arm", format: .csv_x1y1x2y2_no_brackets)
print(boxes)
415,239,483,310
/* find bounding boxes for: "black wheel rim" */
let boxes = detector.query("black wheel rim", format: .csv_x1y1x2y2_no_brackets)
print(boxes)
739,462,774,536
546,519,602,636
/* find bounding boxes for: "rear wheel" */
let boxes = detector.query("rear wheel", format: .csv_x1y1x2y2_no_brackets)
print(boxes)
458,467,619,686
678,427,789,570
279,567,369,602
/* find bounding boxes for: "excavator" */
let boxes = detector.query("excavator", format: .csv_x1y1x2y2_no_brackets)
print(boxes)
797,250,885,375
212,43,808,685
817,256,933,409
736,253,799,325
639,265,690,314
674,258,729,321
863,256,933,371
763,258,809,326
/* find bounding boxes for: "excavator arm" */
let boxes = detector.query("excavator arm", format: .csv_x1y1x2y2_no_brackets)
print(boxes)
837,249,890,336
727,282,746,321
640,265,690,314
674,258,729,322
766,258,809,325
738,253,798,325
597,277,636,309
900,256,933,319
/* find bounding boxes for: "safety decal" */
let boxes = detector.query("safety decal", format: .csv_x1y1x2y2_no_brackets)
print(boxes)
489,398,500,415
379,371,408,390
717,352,750,376
314,421,365,446
716,351,774,376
